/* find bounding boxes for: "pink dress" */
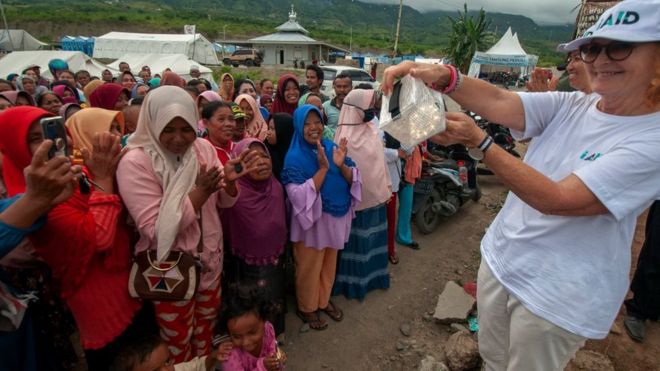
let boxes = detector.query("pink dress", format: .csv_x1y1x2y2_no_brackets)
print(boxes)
222,321,282,371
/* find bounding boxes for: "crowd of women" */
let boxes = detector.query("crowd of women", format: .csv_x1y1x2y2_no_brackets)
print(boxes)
0,56,428,370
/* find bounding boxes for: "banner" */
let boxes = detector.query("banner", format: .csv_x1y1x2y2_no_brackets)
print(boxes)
574,1,620,38
471,52,537,68
184,25,196,35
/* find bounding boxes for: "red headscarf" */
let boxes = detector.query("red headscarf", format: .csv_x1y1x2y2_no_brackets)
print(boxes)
160,71,186,88
89,83,128,110
0,106,53,196
270,74,299,115
53,84,79,105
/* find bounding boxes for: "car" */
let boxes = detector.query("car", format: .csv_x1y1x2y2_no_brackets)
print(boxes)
223,49,263,67
319,65,380,98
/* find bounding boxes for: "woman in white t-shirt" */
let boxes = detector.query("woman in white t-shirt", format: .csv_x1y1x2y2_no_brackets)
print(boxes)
381,1,660,370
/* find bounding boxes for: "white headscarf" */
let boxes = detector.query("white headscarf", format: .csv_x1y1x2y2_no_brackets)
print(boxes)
126,86,199,260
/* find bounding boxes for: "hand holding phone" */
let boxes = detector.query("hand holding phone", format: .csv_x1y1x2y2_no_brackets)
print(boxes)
40,116,69,159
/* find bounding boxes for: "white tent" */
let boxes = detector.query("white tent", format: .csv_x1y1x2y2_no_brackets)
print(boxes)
467,27,538,79
0,50,118,80
0,29,48,51
93,32,219,65
107,54,214,82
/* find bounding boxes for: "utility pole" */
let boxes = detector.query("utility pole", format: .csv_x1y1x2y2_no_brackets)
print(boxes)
393,0,403,57
222,24,227,58
0,0,13,51
349,26,353,54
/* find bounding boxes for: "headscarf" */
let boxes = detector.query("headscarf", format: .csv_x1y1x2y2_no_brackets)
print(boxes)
83,79,104,102
16,75,45,97
196,90,223,134
218,73,234,101
260,94,273,107
271,74,299,115
66,108,124,155
89,83,129,110
148,77,161,88
0,90,35,106
125,86,199,260
0,106,53,196
235,94,268,141
160,71,186,88
59,103,81,121
221,138,286,264
52,84,79,104
281,105,355,217
266,112,294,181
335,89,391,210
6,73,18,82
130,82,149,99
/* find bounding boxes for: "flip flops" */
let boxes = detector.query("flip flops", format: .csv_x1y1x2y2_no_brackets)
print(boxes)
320,300,344,322
296,310,328,330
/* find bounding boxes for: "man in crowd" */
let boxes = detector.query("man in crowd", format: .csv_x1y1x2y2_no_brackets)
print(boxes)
303,64,329,102
118,61,130,73
75,70,91,88
190,65,218,91
322,73,352,129
259,79,274,98
25,65,49,87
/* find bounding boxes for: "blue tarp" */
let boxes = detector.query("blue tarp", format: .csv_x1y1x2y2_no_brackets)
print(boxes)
61,36,95,56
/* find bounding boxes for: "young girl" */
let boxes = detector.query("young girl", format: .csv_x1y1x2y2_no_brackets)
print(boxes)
217,286,286,371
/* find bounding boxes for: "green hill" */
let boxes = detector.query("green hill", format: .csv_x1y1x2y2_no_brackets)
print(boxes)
3,0,573,65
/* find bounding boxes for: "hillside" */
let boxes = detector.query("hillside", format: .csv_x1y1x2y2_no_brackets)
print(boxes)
3,0,573,65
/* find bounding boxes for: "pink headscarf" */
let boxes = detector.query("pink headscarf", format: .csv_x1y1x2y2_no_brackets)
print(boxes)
196,90,223,133
235,94,268,141
53,84,79,104
335,89,391,211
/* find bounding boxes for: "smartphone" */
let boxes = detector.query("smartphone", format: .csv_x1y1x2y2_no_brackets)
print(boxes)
40,116,69,159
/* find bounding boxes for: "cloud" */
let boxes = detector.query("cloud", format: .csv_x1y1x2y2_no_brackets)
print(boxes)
358,0,580,25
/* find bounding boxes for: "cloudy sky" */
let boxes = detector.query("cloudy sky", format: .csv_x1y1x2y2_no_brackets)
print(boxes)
359,0,581,25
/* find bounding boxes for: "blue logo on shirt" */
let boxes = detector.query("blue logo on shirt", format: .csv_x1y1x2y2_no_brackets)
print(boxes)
580,150,602,161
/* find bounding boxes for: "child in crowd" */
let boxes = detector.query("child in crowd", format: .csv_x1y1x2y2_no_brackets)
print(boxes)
109,333,218,371
216,286,287,371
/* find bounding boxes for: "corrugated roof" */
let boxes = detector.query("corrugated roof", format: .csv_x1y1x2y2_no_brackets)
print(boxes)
274,5,309,34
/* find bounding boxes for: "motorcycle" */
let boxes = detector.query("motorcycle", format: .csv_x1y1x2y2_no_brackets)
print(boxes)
412,144,481,234
467,111,520,158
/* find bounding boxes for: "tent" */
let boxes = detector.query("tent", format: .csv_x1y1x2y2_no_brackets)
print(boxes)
0,29,48,51
0,51,118,80
93,32,219,65
61,36,95,56
467,27,538,79
107,54,213,82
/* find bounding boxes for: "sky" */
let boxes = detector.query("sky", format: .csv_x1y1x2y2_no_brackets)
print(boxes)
358,0,581,25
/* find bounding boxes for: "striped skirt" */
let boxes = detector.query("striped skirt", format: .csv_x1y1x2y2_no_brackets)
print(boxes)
332,204,390,300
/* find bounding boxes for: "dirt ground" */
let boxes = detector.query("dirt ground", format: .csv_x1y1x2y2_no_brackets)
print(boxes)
282,149,660,370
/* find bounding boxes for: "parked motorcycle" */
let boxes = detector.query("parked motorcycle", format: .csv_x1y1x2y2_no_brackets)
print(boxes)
467,111,520,158
412,144,481,234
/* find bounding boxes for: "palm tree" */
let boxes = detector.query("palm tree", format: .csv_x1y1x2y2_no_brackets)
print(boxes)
443,4,493,73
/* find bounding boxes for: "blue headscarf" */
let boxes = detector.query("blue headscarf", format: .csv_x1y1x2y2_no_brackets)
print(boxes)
281,105,355,217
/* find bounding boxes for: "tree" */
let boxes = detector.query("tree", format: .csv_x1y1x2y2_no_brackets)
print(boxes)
443,4,493,73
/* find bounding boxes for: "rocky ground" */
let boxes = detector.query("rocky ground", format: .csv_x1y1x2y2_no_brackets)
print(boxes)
283,157,660,371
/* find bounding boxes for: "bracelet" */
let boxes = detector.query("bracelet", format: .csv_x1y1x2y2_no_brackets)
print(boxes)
441,65,458,94
431,64,455,92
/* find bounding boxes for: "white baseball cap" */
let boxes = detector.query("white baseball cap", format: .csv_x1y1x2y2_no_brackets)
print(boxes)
557,0,660,52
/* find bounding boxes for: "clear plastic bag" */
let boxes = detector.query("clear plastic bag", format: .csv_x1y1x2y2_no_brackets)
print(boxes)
379,74,446,149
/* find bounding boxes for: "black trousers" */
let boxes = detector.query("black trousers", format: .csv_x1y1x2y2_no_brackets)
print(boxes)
625,201,660,321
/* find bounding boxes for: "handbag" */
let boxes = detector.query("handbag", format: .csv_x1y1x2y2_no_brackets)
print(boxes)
128,217,203,301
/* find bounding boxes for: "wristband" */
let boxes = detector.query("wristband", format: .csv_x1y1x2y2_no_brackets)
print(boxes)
441,65,458,94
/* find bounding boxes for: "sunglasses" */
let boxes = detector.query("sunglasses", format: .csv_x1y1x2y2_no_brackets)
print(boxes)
579,42,634,64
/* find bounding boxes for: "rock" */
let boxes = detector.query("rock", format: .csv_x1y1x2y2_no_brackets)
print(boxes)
609,322,622,335
450,323,469,333
433,281,476,323
419,355,450,371
400,322,412,337
396,339,410,352
299,323,310,333
565,350,615,371
423,313,434,322
444,331,480,371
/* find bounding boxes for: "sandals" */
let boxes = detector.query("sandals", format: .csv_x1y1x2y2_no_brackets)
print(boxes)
296,310,328,330
320,300,344,322
397,240,420,250
389,253,400,265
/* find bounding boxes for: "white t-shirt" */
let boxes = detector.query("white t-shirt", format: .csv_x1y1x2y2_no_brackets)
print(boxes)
482,91,660,339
